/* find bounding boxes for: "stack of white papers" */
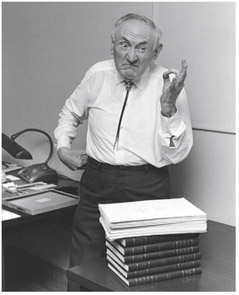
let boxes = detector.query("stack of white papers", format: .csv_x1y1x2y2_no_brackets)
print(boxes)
99,198,207,241
2,209,20,221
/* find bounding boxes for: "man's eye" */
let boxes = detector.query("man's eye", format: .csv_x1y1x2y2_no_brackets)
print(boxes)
120,43,128,49
138,46,147,52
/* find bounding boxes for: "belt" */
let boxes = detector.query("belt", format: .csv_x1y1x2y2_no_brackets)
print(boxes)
87,157,151,171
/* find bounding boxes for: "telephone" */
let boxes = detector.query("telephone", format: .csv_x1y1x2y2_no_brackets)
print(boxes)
17,163,58,183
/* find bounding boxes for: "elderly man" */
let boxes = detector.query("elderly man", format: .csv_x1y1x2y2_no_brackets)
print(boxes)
54,13,193,272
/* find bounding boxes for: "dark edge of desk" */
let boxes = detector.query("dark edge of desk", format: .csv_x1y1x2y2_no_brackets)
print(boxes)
67,220,235,292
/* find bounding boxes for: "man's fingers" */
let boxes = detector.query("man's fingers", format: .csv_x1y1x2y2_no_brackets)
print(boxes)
163,61,187,81
169,77,178,90
181,60,188,71
163,69,179,80
162,61,188,92
178,60,187,82
162,72,170,80
163,70,171,80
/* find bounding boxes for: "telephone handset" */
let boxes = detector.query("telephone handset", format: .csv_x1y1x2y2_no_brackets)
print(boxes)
17,163,58,183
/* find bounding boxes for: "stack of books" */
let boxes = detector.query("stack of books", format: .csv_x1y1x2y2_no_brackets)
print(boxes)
98,197,207,286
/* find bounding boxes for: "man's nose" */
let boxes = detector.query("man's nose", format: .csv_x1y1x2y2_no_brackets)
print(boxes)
126,49,138,63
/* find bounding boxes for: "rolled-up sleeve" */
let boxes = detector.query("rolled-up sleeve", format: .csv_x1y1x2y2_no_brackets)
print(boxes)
54,73,90,150
159,88,193,164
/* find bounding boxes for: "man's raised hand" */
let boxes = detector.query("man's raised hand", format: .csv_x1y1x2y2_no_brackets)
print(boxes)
161,60,188,117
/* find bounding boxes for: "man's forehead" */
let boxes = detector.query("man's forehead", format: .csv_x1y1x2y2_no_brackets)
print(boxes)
116,19,156,41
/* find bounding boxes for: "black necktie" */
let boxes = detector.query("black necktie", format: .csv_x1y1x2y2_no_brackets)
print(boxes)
114,80,133,149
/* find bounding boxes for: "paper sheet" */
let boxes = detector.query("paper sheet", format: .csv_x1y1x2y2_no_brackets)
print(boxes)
2,209,20,221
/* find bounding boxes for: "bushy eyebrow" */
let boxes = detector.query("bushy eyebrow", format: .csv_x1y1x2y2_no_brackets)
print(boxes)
118,36,149,47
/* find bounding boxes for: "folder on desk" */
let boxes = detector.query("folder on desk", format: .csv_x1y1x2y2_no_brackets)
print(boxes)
2,189,80,215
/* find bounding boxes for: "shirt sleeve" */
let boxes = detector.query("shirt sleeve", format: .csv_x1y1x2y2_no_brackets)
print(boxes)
54,71,91,150
158,88,193,164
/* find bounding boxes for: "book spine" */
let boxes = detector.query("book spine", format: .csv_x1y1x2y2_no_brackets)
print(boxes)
126,260,201,279
127,252,201,271
127,267,202,286
123,238,199,256
124,246,200,264
119,233,200,247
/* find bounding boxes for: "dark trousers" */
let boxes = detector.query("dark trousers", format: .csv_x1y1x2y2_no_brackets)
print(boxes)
69,157,170,269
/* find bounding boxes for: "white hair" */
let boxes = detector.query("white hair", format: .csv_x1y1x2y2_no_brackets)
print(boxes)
112,13,162,49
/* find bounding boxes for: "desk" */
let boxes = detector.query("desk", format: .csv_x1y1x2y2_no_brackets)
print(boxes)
2,176,79,291
67,220,235,291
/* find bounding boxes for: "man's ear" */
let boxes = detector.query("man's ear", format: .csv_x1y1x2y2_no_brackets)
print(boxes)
111,35,115,55
153,43,163,60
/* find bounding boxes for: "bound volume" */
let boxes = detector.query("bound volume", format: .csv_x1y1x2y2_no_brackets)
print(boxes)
99,197,207,240
99,198,207,286
118,232,199,247
108,254,201,279
108,263,202,287
106,240,200,264
107,236,199,256
107,248,201,272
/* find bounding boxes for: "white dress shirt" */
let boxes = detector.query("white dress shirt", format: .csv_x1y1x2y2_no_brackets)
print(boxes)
54,60,193,167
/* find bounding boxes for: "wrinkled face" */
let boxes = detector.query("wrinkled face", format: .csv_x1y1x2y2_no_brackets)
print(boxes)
112,20,160,81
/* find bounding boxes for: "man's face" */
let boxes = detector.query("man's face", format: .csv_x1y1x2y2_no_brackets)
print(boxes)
112,20,160,81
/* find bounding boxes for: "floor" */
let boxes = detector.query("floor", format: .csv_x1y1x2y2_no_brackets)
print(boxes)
3,246,68,291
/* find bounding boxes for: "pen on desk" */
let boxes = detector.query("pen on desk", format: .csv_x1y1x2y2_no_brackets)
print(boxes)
17,183,57,192
17,182,46,189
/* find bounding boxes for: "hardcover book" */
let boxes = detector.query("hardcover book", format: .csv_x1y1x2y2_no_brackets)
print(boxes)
108,263,202,287
100,198,205,285
107,255,201,279
106,243,200,264
117,232,199,247
107,248,202,272
106,237,199,256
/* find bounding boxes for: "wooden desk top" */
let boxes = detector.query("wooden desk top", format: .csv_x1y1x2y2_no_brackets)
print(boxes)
67,220,235,291
2,176,79,227
2,176,79,245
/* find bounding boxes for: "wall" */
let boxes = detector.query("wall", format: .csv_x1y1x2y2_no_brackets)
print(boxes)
153,2,235,133
153,2,235,226
2,1,156,272
2,2,235,226
2,2,155,180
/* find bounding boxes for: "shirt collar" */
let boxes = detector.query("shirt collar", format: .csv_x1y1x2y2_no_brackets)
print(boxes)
115,66,150,90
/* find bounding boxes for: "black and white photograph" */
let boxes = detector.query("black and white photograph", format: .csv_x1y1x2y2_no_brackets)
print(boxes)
1,1,236,292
